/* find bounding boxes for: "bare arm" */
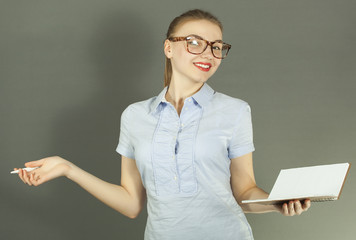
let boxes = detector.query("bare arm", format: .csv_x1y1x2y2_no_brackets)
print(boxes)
16,155,146,219
230,152,310,216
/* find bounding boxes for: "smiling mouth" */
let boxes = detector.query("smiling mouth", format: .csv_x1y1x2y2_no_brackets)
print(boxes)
193,62,212,72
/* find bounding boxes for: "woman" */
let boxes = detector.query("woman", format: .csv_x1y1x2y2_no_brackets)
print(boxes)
15,9,310,240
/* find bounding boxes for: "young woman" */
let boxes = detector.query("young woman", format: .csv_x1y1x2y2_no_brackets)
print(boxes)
15,9,310,240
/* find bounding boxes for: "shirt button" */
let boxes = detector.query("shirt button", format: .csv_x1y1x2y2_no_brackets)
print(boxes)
181,123,184,127
188,99,192,102
174,176,177,180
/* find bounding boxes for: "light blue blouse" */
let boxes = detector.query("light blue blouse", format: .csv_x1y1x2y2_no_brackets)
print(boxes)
117,83,255,240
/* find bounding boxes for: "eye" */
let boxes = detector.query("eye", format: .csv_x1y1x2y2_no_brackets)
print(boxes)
212,42,223,51
212,46,221,51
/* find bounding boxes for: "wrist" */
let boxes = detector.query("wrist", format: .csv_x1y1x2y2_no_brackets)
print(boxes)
271,204,282,213
65,161,77,180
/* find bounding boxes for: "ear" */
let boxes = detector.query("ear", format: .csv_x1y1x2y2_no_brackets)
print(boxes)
164,39,173,59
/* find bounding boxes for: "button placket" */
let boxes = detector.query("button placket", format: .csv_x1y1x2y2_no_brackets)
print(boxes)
152,98,200,196
152,105,181,196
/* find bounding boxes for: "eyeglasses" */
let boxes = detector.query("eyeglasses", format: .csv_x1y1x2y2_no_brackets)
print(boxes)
168,34,231,59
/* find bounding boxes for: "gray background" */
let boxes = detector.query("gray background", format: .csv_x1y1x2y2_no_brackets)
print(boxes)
1,0,355,239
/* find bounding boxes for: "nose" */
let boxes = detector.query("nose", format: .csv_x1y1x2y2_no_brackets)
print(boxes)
200,45,214,60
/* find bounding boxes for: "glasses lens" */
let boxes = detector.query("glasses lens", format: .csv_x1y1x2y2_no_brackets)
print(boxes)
186,37,206,54
212,43,230,59
185,36,230,59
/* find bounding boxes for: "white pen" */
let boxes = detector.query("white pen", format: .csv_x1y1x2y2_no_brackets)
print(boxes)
10,167,39,174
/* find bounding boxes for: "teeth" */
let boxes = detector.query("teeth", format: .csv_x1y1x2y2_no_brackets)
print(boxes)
195,63,210,69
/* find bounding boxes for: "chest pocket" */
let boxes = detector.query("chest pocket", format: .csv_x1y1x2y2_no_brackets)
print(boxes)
151,104,202,196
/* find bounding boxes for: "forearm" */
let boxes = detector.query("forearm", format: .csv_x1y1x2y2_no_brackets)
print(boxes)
66,163,142,218
229,154,310,216
236,186,278,213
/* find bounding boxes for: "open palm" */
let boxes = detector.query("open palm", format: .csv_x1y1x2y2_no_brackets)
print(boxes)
16,156,72,186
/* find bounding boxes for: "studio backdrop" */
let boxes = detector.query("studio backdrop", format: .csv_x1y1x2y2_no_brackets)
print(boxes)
1,0,355,239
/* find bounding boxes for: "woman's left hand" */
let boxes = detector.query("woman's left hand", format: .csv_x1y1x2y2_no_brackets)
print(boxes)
277,199,311,216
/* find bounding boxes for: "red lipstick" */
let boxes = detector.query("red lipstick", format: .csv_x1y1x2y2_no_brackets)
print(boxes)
193,62,212,72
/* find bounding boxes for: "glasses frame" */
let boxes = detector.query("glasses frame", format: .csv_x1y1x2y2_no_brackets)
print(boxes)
168,34,231,59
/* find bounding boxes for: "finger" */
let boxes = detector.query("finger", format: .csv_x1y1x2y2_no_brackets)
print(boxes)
288,201,295,216
30,172,41,186
18,169,26,184
29,172,35,185
282,202,289,216
35,174,45,186
32,172,38,181
25,159,45,168
25,171,33,186
303,199,311,210
22,169,32,186
294,200,303,215
31,169,40,176
32,171,42,182
32,169,45,186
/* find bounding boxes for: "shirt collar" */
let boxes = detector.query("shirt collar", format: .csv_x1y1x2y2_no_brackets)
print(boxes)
191,83,215,108
149,86,168,114
149,83,215,114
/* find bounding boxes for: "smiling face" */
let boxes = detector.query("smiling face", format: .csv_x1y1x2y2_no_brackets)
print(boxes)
164,19,223,86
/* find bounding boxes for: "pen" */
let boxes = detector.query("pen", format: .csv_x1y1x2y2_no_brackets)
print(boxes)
10,167,39,174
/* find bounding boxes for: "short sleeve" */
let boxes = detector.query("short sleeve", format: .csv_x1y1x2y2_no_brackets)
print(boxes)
116,106,135,159
228,103,255,159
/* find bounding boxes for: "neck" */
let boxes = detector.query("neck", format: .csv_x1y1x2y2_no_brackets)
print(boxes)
165,76,204,115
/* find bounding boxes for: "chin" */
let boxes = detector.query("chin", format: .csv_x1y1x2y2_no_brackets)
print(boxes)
195,73,215,83
191,77,209,84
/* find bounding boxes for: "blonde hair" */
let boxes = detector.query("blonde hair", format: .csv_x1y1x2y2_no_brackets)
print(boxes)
164,9,223,87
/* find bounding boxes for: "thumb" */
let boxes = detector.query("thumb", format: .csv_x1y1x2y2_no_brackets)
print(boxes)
25,159,45,168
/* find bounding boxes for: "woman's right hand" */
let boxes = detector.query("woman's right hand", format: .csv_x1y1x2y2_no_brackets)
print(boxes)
15,156,73,186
